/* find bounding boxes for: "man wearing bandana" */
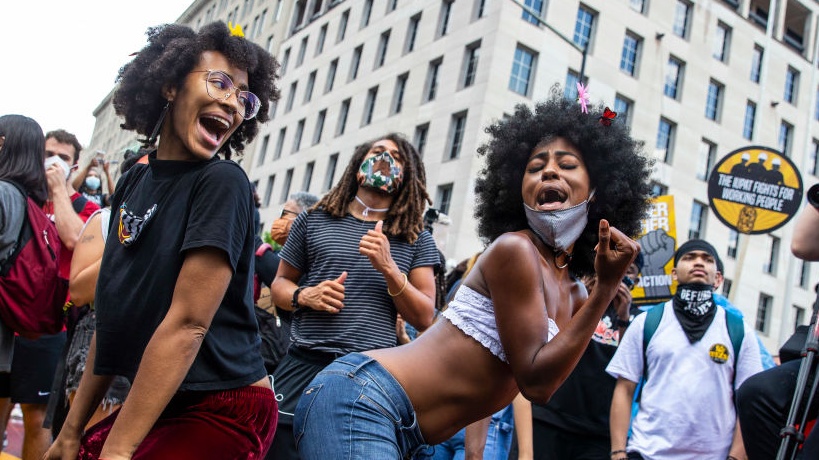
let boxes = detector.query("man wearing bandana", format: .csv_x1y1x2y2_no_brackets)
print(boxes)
267,134,439,459
607,240,762,460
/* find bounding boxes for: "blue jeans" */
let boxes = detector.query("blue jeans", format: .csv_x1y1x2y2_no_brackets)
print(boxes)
294,352,433,459
431,404,514,460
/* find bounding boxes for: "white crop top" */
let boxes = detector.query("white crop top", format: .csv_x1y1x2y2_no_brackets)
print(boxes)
442,285,559,363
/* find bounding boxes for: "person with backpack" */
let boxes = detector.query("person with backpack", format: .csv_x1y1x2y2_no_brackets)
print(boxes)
607,239,763,460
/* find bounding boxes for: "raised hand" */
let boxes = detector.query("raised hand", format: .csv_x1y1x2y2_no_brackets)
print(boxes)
359,220,396,274
299,271,347,313
594,219,640,288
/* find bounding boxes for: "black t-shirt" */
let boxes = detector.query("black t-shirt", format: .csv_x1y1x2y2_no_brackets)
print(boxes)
94,153,265,391
533,304,643,437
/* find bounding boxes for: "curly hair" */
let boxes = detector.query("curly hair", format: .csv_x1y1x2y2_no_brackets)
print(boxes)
0,115,47,206
474,85,653,277
313,133,431,243
113,21,280,159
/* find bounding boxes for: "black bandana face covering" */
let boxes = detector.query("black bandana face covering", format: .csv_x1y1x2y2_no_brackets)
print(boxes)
672,283,717,343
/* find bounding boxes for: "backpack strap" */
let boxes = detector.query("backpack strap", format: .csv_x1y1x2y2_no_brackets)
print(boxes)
724,309,745,389
637,303,666,402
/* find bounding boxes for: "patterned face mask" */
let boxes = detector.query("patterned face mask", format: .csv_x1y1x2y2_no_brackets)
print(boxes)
118,203,157,247
358,151,403,194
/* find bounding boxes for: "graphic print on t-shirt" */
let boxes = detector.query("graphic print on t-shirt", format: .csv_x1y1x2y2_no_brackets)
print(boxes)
592,316,619,346
118,203,157,247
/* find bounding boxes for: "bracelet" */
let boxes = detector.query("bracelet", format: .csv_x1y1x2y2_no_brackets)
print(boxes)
387,273,408,297
727,456,739,460
610,450,627,457
291,286,304,310
616,318,630,328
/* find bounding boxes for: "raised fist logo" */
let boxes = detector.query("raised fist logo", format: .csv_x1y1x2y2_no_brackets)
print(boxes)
637,229,676,299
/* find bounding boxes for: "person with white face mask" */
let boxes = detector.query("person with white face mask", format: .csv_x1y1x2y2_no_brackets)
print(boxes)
71,152,115,208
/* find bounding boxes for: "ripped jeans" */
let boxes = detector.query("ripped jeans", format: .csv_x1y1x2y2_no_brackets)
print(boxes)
294,352,433,459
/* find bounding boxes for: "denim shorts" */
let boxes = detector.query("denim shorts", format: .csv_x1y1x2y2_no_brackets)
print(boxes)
294,352,433,459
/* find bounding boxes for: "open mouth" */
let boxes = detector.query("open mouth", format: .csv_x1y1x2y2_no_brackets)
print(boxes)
537,188,568,206
199,115,231,145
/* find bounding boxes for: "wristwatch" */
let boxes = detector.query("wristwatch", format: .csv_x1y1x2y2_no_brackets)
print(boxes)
807,183,819,210
291,287,305,310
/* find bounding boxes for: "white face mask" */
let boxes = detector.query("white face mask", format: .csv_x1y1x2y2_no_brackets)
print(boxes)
44,156,71,181
523,191,594,253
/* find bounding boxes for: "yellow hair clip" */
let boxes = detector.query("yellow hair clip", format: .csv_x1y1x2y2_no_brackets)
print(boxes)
228,22,245,38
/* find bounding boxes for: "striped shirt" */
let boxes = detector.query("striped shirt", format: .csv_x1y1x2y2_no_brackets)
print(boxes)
280,210,440,353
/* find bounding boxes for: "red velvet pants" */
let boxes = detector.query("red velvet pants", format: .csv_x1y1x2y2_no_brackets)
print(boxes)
78,385,277,459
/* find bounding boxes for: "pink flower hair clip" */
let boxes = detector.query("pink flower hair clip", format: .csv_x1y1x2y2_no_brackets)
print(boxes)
576,82,590,114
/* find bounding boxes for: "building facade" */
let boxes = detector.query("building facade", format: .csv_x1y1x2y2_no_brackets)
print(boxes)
86,0,819,353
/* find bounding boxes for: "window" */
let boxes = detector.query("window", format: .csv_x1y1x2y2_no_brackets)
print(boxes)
349,45,363,81
697,139,716,180
614,94,632,127
573,5,596,50
743,101,756,140
405,14,421,54
727,229,738,258
414,123,430,157
304,71,317,103
810,139,819,176
361,0,373,28
292,119,305,153
461,42,481,88
336,98,350,136
263,174,275,207
315,23,328,55
794,306,806,331
620,32,642,77
362,86,378,126
312,110,326,145
664,56,684,99
473,0,487,19
285,82,297,112
722,278,732,297
522,0,544,25
424,58,443,102
764,236,780,274
509,46,537,96
436,183,454,215
375,30,390,68
779,121,793,157
387,0,398,13
756,293,772,334
688,200,707,240
325,59,338,93
392,73,409,114
274,127,286,160
266,35,275,53
280,48,291,75
447,111,468,160
438,0,454,37
650,181,668,197
656,118,676,163
296,36,308,67
750,45,763,83
302,161,314,191
799,260,811,288
673,1,692,38
630,0,646,13
784,67,799,104
256,134,270,166
268,100,278,120
705,80,723,121
280,168,294,204
323,153,339,191
565,71,580,100
337,9,349,42
713,22,731,62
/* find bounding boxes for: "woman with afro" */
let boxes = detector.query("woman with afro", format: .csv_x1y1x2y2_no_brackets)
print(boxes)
293,87,653,459
45,21,279,460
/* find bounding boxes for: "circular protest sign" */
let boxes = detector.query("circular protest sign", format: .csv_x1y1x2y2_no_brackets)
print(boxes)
707,146,802,234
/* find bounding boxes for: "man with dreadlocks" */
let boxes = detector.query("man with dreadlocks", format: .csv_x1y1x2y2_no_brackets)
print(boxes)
267,133,439,458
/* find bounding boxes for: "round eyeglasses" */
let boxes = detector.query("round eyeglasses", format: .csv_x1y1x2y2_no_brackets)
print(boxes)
191,70,261,120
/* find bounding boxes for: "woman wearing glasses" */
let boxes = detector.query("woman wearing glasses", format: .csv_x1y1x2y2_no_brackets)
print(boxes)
45,22,279,460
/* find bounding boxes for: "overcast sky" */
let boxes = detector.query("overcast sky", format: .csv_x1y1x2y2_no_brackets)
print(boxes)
0,0,194,146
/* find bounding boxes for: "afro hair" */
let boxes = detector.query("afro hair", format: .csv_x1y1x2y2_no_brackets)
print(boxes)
113,21,279,159
474,85,653,277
